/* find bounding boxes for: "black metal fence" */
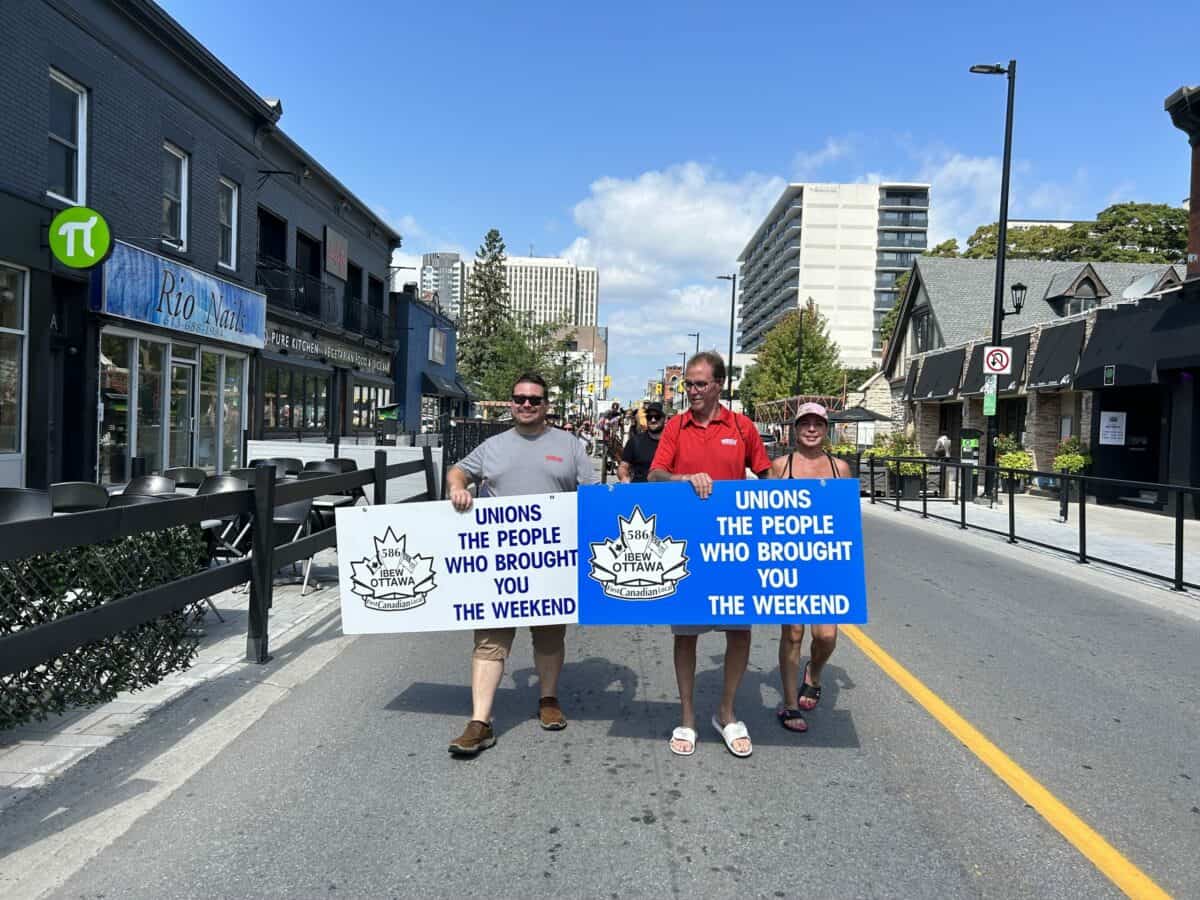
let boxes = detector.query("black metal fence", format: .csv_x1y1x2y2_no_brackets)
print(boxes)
862,454,1200,594
440,419,510,468
0,448,438,681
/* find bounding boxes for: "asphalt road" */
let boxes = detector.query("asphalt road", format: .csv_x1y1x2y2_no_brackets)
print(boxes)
3,512,1198,899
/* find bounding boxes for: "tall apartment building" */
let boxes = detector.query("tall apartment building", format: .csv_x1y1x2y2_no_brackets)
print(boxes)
500,256,599,328
417,252,467,319
737,182,930,367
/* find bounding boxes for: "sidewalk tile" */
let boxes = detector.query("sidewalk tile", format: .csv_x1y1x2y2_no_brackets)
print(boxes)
0,743,91,775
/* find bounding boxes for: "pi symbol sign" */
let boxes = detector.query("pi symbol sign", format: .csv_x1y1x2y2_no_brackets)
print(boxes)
49,206,112,269
983,345,1012,376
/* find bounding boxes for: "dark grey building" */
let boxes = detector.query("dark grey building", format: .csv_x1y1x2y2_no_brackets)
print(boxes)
0,0,401,489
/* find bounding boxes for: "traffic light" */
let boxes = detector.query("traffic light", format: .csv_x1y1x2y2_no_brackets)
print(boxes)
603,374,612,389
587,382,594,394
655,382,663,396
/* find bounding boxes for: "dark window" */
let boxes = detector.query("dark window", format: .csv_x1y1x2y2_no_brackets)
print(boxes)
367,275,384,311
998,398,1028,443
48,70,85,202
346,263,363,302
912,310,934,353
262,363,330,432
257,208,287,263
296,232,321,278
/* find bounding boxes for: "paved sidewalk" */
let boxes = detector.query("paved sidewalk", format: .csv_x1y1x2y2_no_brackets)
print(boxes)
874,490,1200,588
0,547,344,813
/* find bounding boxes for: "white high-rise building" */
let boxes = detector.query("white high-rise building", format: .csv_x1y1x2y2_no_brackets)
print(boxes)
737,182,930,367
418,252,467,320
501,256,599,328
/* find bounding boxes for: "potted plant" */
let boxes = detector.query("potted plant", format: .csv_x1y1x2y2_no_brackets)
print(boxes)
881,434,924,499
997,448,1033,493
1052,436,1091,500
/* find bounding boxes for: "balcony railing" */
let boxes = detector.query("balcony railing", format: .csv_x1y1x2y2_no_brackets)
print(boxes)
879,195,929,208
343,299,392,343
879,211,928,227
256,262,336,322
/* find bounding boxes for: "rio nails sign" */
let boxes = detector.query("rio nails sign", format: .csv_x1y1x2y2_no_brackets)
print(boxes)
91,241,266,349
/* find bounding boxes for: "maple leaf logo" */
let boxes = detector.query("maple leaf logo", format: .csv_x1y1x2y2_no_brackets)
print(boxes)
351,527,436,612
588,505,688,601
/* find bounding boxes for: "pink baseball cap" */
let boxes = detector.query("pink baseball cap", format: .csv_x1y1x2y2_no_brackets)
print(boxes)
794,402,828,422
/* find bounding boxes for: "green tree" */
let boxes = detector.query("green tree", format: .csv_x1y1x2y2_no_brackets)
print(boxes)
878,269,910,345
737,301,843,417
960,203,1187,263
927,238,960,257
458,229,512,388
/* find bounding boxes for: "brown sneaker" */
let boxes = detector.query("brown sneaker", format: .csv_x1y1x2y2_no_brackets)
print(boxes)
538,696,567,731
448,720,496,755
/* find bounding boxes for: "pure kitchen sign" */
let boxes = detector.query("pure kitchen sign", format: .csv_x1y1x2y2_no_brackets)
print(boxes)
92,241,266,349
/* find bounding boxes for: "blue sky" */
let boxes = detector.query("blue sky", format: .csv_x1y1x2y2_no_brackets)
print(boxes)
161,0,1196,402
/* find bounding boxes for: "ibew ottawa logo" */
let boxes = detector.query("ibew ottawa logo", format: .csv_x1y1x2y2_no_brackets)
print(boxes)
588,506,688,600
350,527,436,611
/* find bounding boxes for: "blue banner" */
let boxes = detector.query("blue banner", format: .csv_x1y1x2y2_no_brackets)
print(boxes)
94,241,266,348
577,480,866,625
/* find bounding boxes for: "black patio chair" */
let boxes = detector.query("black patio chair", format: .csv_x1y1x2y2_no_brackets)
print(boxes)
163,467,207,488
49,481,109,514
249,459,290,480
0,488,51,523
228,467,260,483
124,475,177,497
107,492,168,507
195,474,251,621
272,497,319,595
325,458,366,502
274,458,304,476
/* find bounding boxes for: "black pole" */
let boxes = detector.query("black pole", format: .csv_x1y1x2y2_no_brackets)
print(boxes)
869,454,876,504
1007,470,1016,543
984,59,1017,500
960,463,968,529
725,274,737,402
373,449,387,506
1174,490,1185,591
1078,478,1088,564
246,463,275,664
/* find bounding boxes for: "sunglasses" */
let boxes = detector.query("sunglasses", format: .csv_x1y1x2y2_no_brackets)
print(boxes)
511,394,545,406
646,414,663,422
684,380,712,390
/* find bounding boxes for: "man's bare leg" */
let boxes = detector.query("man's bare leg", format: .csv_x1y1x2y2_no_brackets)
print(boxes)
470,657,505,722
717,630,752,754
672,634,698,752
534,643,564,699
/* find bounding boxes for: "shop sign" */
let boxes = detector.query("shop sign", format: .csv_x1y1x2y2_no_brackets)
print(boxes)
92,241,266,348
325,227,348,280
1103,364,1116,386
1098,411,1127,446
983,374,997,416
49,206,112,269
268,321,391,375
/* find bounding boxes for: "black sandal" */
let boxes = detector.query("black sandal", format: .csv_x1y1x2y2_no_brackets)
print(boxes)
798,662,823,711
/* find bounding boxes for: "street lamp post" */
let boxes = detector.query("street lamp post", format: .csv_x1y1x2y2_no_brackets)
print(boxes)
687,332,700,355
971,58,1017,499
716,274,737,401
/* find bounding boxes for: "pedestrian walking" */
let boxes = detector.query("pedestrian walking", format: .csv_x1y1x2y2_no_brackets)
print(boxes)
618,401,665,483
768,402,852,734
444,373,596,756
649,351,771,758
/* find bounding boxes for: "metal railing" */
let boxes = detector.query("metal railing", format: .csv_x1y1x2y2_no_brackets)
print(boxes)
256,263,336,322
0,448,439,677
860,453,1200,593
440,418,510,468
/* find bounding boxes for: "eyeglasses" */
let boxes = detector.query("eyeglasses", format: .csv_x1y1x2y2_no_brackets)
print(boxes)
684,380,712,390
511,394,545,406
646,414,663,422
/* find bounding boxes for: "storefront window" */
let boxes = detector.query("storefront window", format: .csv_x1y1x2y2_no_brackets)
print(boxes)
98,333,132,482
263,366,278,429
223,356,244,468
0,266,26,455
304,375,317,429
137,341,165,475
261,363,329,434
197,351,220,471
314,377,327,429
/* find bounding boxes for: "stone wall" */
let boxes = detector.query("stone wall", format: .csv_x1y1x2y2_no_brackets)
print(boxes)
1025,391,1061,470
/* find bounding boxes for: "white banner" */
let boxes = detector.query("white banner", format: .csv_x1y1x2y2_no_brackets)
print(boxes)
335,493,579,633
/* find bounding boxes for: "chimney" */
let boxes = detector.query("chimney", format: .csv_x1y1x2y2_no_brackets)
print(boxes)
1166,86,1200,281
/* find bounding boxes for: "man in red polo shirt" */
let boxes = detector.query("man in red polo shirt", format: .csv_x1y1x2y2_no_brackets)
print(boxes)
648,351,771,758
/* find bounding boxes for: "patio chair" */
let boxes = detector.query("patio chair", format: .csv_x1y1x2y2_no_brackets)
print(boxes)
0,488,51,523
124,475,177,497
272,497,319,595
249,459,290,480
274,458,304,476
228,467,260,483
163,467,207,488
297,470,355,528
107,492,168,507
49,481,109,514
326,458,366,502
195,474,251,621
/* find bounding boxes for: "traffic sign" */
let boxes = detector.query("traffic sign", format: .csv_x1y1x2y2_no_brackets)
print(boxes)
983,345,1012,376
983,374,997,416
49,206,112,269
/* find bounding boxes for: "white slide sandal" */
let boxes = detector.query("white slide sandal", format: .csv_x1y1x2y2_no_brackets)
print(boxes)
711,715,753,758
669,726,697,756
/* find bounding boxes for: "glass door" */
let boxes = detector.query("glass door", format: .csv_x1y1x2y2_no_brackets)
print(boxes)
167,361,196,468
197,352,220,472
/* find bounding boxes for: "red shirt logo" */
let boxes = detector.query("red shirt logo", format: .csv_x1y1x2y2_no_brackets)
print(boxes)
545,455,564,463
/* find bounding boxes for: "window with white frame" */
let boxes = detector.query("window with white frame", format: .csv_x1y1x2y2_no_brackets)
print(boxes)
0,264,28,455
428,328,447,364
217,177,238,268
48,69,87,204
162,142,189,250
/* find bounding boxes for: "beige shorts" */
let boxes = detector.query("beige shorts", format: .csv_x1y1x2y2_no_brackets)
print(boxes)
472,625,567,661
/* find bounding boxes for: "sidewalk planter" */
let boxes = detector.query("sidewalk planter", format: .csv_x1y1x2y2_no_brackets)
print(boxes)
889,472,922,499
998,451,1033,496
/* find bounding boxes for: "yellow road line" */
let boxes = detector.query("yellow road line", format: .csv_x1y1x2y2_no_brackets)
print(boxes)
841,624,1170,900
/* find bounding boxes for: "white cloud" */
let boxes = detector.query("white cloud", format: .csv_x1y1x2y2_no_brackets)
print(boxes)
558,163,784,404
793,137,853,179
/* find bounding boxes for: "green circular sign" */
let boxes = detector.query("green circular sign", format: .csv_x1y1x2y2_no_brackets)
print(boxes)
48,206,112,269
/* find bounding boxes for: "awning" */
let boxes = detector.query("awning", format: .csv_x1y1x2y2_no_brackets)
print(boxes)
455,378,478,400
829,406,891,423
261,351,334,373
1149,299,1200,371
1075,304,1160,389
1026,320,1086,390
960,333,1030,395
353,370,394,388
900,360,920,401
912,348,965,401
423,371,466,398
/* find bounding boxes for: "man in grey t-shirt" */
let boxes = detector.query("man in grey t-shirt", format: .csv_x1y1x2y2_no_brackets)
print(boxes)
444,373,595,756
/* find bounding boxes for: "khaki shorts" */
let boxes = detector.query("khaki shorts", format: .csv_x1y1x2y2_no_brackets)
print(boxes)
473,625,567,661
